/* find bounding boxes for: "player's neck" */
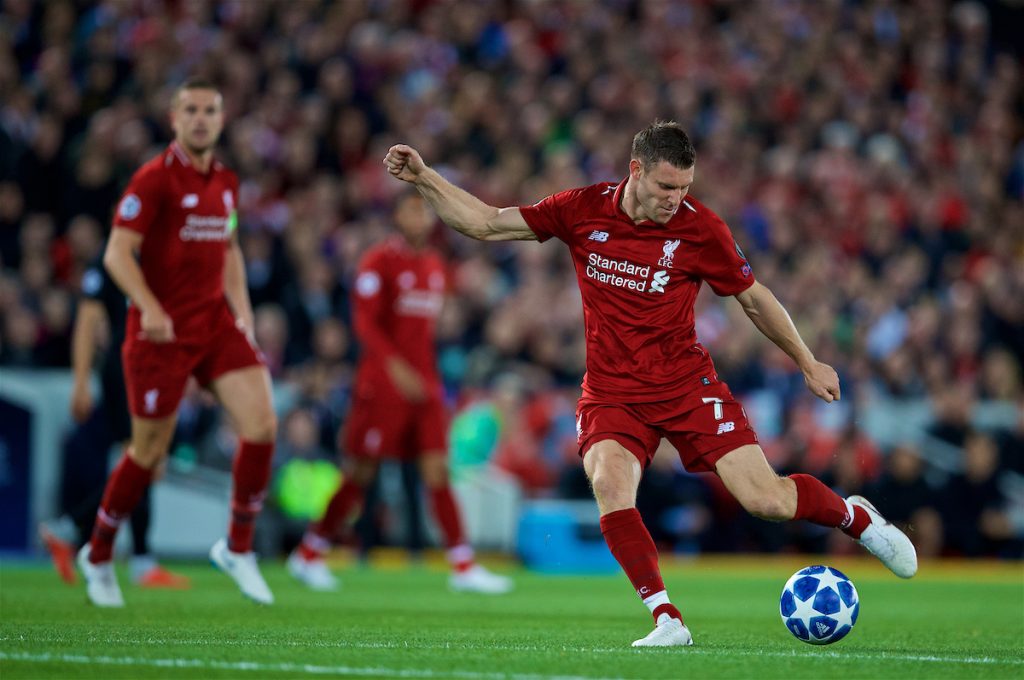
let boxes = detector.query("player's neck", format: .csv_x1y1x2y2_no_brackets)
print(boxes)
620,178,649,224
402,234,426,250
176,141,214,173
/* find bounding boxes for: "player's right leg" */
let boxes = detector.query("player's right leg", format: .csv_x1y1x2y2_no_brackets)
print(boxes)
288,457,379,591
582,436,692,647
79,414,177,607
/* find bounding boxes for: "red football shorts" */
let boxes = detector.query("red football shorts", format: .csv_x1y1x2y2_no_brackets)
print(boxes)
122,305,264,419
343,383,448,460
576,378,759,472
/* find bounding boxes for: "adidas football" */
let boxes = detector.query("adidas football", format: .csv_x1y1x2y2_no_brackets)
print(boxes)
779,565,859,645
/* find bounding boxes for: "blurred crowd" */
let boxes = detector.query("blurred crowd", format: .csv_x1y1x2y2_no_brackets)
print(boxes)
1,0,1021,558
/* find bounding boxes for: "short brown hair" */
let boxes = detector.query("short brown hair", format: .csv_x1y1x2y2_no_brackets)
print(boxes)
631,121,696,170
173,77,221,105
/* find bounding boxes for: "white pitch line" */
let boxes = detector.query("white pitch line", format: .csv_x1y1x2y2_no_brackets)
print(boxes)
0,651,624,680
2,636,1021,668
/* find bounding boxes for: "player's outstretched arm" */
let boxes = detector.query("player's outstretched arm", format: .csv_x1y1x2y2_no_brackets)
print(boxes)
383,144,537,242
735,281,841,403
103,227,174,342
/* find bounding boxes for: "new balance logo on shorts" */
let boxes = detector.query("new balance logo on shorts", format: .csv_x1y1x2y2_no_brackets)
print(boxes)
588,231,609,242
716,421,735,435
144,388,159,414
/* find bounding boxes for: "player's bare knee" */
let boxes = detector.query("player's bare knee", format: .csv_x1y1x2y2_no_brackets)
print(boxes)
419,458,449,488
589,471,633,511
240,412,277,443
127,443,165,469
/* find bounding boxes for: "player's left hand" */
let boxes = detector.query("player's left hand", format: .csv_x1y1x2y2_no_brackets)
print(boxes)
802,361,841,403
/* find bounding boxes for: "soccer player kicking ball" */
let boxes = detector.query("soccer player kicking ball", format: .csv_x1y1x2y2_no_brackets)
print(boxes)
77,79,277,607
382,122,917,646
287,193,512,595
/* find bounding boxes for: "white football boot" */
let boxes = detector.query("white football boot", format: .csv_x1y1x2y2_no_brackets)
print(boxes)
449,564,513,594
76,544,125,608
848,495,918,578
286,550,339,591
632,613,694,647
209,538,274,604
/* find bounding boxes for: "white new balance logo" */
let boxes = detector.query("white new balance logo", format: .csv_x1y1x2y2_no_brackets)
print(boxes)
716,422,735,435
144,388,159,414
588,231,609,242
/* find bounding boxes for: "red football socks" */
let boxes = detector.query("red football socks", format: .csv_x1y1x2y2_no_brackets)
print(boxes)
228,440,274,553
300,481,367,559
652,603,684,624
427,486,467,550
789,473,870,538
600,508,668,603
89,452,153,563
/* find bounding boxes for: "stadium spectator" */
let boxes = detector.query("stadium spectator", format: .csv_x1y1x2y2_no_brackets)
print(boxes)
263,405,340,557
940,430,1023,558
865,444,944,559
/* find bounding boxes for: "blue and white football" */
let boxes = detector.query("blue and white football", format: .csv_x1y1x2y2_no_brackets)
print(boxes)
779,565,859,645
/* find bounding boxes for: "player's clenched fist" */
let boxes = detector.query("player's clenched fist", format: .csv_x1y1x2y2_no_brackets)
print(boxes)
383,144,425,183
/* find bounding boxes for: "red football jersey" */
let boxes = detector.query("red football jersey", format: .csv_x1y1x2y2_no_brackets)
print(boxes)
351,236,447,396
113,142,239,341
520,179,754,403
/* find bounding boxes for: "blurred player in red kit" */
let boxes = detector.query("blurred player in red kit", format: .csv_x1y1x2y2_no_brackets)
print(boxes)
382,122,916,646
287,193,512,595
77,79,277,607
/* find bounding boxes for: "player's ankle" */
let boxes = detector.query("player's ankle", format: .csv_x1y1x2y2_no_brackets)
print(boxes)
841,504,870,539
652,603,683,624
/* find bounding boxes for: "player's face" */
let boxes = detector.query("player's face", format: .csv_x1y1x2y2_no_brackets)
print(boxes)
631,159,695,225
394,195,434,246
171,88,224,154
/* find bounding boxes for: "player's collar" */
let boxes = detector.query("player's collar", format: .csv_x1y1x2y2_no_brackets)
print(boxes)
611,177,629,218
169,141,192,167
613,176,695,230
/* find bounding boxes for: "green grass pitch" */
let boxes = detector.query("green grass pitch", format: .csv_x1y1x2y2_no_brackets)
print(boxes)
2,553,1021,679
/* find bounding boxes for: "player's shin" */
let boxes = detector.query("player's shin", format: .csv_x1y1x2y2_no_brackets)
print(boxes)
789,474,869,538
89,452,154,563
428,486,468,564
228,440,274,553
599,508,682,623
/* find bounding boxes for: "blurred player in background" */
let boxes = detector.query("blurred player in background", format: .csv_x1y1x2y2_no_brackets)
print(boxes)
383,122,917,646
287,193,512,595
77,79,277,607
39,252,190,590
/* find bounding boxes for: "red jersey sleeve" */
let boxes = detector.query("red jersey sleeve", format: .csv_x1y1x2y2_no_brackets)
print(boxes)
112,163,166,236
694,213,755,296
352,249,402,363
518,188,586,243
